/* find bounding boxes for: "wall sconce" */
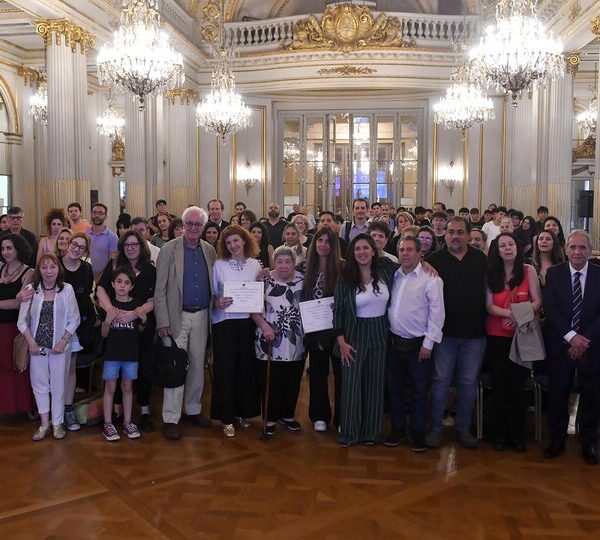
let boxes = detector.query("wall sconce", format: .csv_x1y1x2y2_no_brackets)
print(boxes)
438,161,461,196
238,160,260,195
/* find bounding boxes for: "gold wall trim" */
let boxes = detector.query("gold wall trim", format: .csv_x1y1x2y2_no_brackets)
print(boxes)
592,15,600,36
432,123,438,207
201,0,220,43
0,74,20,135
17,65,40,87
196,126,201,205
165,88,199,105
231,133,237,213
478,125,483,211
216,136,221,201
566,52,580,75
317,66,377,76
287,4,415,53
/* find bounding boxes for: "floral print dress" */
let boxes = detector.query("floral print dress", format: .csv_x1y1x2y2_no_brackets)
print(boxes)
256,271,305,362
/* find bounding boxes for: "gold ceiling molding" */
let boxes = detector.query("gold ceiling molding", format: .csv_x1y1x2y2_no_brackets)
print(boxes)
566,52,580,75
165,88,199,105
573,137,595,160
270,0,292,19
287,4,415,53
35,19,95,53
201,0,221,43
592,15,600,36
569,1,582,22
317,65,376,76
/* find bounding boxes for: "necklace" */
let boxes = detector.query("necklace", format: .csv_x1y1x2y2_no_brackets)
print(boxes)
41,282,56,291
228,258,247,271
1,262,23,283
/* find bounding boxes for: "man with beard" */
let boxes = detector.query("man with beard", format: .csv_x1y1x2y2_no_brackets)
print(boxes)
88,203,119,278
339,198,369,242
425,216,487,449
264,202,287,248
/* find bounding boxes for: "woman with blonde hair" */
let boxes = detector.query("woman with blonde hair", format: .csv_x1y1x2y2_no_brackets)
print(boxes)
291,214,312,247
282,223,307,269
37,208,67,262
54,228,73,259
211,225,262,437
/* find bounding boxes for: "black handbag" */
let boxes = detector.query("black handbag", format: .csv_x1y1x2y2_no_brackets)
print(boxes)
150,336,189,388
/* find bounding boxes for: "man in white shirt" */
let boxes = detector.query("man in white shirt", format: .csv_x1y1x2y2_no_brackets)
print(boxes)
385,236,445,452
130,217,160,264
482,206,506,248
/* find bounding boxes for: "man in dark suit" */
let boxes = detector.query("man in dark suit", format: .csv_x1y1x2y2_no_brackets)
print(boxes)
207,199,229,231
543,230,600,465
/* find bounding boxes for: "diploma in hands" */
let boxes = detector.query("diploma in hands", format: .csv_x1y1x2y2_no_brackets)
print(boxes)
299,296,334,333
223,282,264,313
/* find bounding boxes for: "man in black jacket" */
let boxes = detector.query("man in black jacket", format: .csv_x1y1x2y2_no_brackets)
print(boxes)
0,206,37,266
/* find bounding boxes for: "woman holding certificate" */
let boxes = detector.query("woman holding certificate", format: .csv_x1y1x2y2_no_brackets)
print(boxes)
211,225,262,437
334,233,394,447
303,227,343,432
252,246,305,438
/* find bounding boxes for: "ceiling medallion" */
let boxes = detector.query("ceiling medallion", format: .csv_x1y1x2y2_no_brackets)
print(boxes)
287,4,415,53
317,66,377,76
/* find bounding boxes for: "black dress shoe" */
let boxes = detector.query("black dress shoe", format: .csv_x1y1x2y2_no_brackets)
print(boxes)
582,444,598,465
139,414,154,432
543,440,565,459
184,414,212,428
162,422,181,440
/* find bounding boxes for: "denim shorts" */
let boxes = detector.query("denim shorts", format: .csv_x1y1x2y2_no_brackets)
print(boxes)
103,360,138,381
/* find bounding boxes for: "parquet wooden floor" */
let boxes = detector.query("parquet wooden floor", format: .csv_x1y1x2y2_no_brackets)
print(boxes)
1,374,599,539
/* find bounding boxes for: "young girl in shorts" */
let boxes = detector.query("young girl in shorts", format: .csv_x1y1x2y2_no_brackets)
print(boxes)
101,267,147,441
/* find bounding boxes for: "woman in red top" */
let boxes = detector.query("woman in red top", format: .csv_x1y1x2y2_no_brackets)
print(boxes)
486,233,541,452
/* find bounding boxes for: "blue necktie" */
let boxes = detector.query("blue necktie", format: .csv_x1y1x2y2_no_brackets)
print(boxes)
572,271,582,333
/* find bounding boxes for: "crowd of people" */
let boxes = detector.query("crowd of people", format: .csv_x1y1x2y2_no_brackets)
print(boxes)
0,197,599,466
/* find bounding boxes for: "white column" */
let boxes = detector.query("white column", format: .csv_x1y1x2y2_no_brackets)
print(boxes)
540,72,573,227
593,63,600,248
124,97,147,218
165,89,198,216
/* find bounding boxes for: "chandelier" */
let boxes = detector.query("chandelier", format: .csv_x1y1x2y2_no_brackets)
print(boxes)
283,139,300,163
434,81,494,140
96,94,125,141
29,75,47,126
196,0,252,143
577,97,597,139
97,0,185,110
468,0,565,107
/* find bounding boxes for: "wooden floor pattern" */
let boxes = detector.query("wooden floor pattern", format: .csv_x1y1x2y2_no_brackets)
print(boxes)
1,375,600,539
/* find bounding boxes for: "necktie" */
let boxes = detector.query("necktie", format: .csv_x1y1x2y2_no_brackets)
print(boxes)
572,271,582,333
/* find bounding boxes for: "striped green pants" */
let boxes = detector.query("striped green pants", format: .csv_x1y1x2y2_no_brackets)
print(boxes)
338,315,388,446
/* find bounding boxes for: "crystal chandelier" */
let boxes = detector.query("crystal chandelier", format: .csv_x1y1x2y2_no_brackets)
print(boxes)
97,0,185,110
196,0,252,144
29,76,47,126
434,80,495,141
468,0,565,107
283,139,300,163
577,97,597,139
96,94,125,141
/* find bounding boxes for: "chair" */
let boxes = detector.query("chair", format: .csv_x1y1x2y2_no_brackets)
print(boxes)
533,373,580,440
75,352,100,396
476,370,541,441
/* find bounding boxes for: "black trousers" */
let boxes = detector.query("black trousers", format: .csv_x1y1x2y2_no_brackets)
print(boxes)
548,353,600,445
257,359,305,422
487,335,529,443
308,344,341,425
211,319,260,424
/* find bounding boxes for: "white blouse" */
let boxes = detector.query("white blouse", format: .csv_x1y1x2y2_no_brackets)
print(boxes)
212,257,262,324
355,280,389,318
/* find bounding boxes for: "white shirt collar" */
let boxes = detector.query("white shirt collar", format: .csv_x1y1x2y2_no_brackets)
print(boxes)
569,261,588,278
397,262,422,278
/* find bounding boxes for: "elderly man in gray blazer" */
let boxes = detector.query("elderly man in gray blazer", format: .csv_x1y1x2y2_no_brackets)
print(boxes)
155,206,216,440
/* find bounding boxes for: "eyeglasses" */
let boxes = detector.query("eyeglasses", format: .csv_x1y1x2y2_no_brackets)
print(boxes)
123,242,140,248
69,242,87,251
184,221,204,229
8,215,23,220
418,236,433,242
91,211,106,216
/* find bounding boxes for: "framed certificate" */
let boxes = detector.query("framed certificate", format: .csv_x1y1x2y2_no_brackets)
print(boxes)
299,297,334,334
223,281,264,313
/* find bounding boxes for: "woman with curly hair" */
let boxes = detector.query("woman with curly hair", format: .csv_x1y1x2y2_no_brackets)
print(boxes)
334,233,395,447
37,208,67,262
211,225,262,437
251,246,305,438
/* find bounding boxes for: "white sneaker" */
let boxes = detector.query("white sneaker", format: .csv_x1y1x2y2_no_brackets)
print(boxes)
314,421,328,432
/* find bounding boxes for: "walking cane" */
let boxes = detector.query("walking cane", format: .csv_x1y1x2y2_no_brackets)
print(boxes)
261,341,274,441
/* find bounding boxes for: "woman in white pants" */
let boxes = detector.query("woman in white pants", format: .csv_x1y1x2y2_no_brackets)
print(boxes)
18,253,80,441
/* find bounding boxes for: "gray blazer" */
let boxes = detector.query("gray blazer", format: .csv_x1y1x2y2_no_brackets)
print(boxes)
154,236,216,338
509,301,546,369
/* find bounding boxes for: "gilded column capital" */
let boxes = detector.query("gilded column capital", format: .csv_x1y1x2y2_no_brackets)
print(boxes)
566,52,580,75
35,19,95,53
592,16,600,36
17,65,41,87
165,88,199,106
35,18,73,47
71,26,95,54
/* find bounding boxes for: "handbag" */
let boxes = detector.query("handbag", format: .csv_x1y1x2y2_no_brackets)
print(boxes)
149,335,189,388
13,296,34,373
